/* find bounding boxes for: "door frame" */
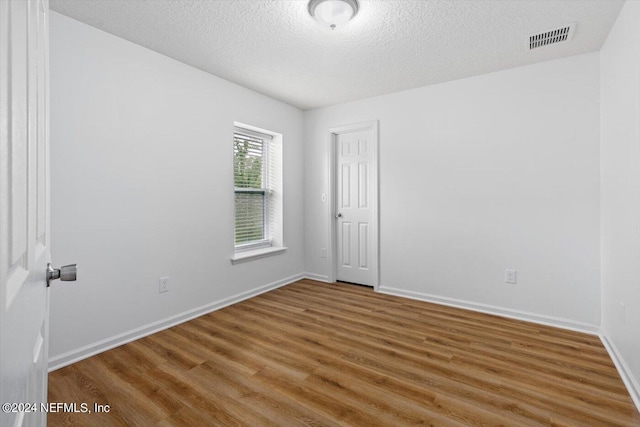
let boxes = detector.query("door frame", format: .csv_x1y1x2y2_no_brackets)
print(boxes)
327,120,379,290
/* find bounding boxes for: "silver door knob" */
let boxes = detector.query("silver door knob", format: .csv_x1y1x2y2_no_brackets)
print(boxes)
47,263,77,287
335,212,342,218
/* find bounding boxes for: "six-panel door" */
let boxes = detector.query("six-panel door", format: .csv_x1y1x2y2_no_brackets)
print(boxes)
336,128,374,286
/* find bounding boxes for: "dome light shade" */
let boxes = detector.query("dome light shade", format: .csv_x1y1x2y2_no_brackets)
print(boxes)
308,0,359,30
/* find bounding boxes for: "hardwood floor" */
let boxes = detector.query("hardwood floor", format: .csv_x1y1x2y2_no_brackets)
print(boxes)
48,279,640,426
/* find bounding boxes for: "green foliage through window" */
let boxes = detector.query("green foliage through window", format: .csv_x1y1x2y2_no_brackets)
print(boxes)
234,132,267,245
234,135,263,189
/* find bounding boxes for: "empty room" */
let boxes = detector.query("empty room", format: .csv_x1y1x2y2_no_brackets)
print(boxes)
1,0,639,425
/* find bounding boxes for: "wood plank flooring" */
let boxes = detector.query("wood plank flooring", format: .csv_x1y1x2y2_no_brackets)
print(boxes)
48,279,640,426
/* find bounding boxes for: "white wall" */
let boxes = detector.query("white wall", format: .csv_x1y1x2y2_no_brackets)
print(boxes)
47,5,640,408
600,0,640,405
304,53,601,329
49,12,305,367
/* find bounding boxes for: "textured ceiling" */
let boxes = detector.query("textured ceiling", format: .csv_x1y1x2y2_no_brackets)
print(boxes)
49,0,624,110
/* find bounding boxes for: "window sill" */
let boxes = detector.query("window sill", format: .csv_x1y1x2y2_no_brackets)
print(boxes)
231,246,287,265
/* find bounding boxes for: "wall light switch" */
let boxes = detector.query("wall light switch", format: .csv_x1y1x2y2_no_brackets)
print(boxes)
505,269,517,284
321,193,327,203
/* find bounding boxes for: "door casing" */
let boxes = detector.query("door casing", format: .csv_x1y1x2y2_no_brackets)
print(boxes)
327,120,379,290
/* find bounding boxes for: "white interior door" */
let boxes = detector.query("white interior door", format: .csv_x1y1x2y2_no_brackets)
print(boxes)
335,124,378,287
1,1,51,426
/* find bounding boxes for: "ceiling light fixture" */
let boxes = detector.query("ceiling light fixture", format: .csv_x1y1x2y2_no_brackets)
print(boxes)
308,0,359,30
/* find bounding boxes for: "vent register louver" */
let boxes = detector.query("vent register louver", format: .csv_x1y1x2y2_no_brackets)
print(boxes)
529,23,576,50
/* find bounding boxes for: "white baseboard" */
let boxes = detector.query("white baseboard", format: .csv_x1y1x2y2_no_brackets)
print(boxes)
599,332,640,412
377,285,599,335
303,272,331,283
48,273,305,372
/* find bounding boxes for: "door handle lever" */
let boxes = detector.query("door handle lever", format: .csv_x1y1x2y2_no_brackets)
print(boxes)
47,263,77,287
335,212,342,218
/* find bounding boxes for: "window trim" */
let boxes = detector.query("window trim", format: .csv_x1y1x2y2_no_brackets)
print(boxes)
230,246,288,265
232,122,284,262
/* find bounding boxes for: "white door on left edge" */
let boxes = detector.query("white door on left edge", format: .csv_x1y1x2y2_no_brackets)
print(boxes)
1,1,51,426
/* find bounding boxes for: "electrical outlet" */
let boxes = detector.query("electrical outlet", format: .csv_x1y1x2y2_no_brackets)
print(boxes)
321,248,327,258
159,276,169,293
505,269,517,284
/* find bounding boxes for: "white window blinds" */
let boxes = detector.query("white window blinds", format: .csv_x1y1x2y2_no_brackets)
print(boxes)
234,128,273,250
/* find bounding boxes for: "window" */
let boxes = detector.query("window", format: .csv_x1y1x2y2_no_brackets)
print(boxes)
233,124,283,258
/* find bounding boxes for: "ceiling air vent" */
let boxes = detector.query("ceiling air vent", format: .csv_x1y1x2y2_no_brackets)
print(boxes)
529,23,576,50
